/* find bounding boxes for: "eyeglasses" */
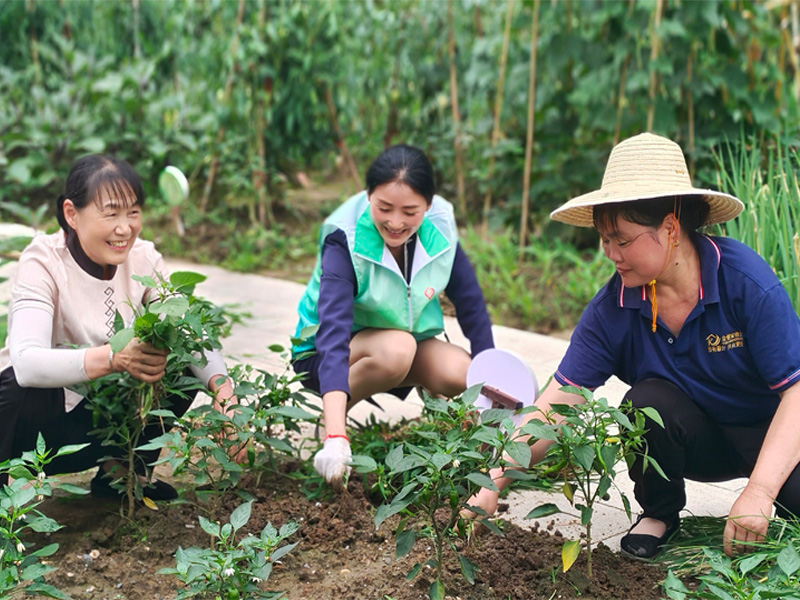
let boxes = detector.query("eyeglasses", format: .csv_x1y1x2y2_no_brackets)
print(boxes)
600,229,654,255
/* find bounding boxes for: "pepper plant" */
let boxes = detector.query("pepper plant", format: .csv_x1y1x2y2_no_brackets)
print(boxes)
80,271,229,517
144,354,317,514
353,385,525,600
0,433,89,599
159,500,299,600
520,386,664,578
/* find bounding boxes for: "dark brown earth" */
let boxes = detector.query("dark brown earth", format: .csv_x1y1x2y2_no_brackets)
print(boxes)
30,467,672,600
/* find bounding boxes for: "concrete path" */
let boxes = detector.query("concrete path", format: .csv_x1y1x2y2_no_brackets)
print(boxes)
0,224,741,550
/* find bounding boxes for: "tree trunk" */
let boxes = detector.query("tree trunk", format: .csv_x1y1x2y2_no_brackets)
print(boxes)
519,0,540,253
201,0,246,214
324,85,361,189
481,0,514,239
646,0,664,131
448,0,466,216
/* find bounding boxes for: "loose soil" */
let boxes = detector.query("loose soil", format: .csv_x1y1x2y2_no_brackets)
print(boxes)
31,467,671,600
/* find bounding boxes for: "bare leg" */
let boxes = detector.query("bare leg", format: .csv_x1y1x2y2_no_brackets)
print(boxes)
321,329,417,435
399,337,471,398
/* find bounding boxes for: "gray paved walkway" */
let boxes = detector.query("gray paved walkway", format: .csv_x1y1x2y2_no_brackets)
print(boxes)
0,224,740,550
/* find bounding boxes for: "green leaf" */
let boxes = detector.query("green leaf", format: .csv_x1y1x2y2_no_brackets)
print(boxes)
458,554,477,584
640,406,664,428
385,445,404,471
405,563,422,581
110,328,135,353
501,469,537,481
430,453,450,471
21,562,57,581
150,297,189,317
429,578,445,600
349,455,378,473
267,405,316,420
507,441,531,469
198,516,220,538
229,501,252,531
375,498,413,528
8,160,31,184
77,137,106,153
23,581,72,600
573,445,595,472
169,271,207,290
561,539,581,572
465,472,498,492
737,553,767,576
57,483,90,496
133,274,158,288
777,543,800,576
31,543,59,558
29,515,62,533
395,528,416,558
53,442,90,458
524,503,561,519
662,570,688,599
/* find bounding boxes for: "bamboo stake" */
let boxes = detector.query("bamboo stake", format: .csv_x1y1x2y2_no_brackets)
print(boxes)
646,0,664,132
253,0,274,227
792,0,800,107
687,45,695,175
482,0,514,240
519,0,540,254
201,0,246,214
613,0,635,145
447,0,466,216
324,85,361,189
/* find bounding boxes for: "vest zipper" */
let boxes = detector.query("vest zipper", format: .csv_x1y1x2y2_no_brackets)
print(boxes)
404,240,412,331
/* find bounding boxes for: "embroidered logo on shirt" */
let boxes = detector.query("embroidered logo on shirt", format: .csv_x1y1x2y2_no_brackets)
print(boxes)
104,287,115,339
706,331,744,353
424,287,435,299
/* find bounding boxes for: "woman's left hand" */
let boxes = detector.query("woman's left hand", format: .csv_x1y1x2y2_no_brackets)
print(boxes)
209,375,249,464
723,484,772,556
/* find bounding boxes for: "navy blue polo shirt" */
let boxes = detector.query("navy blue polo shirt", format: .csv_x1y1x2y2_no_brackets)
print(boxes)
555,236,800,425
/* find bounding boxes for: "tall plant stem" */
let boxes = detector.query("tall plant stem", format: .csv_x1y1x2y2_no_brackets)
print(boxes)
687,45,695,174
586,518,593,579
253,0,274,227
519,0,540,254
646,0,664,131
790,1,800,109
613,0,635,145
324,85,361,189
201,0,246,214
447,0,466,216
481,0,514,240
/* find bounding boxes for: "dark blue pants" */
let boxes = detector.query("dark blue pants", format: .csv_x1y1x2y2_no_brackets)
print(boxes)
626,378,800,522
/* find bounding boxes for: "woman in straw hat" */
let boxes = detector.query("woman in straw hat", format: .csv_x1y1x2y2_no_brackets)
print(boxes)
470,132,800,559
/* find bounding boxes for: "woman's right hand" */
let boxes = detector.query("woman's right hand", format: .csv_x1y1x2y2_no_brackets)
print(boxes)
111,339,168,383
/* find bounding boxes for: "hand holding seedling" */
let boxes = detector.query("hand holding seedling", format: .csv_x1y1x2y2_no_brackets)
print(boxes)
110,338,169,383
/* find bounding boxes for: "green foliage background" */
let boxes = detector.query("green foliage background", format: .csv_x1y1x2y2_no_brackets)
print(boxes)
2,0,800,328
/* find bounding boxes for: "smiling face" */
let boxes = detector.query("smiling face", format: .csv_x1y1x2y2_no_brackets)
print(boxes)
63,185,142,267
368,182,429,249
598,216,672,288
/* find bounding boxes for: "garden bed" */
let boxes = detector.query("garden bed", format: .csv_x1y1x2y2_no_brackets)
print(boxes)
32,468,667,600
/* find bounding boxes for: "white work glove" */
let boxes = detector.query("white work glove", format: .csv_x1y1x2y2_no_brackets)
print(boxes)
313,436,352,491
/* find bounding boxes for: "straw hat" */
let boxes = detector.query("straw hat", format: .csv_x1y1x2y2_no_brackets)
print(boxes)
550,132,744,227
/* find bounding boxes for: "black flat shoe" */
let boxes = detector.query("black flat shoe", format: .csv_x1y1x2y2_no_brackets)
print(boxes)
620,514,679,559
90,471,178,501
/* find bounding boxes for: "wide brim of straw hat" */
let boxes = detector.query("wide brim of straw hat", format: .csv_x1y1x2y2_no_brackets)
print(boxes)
550,133,744,228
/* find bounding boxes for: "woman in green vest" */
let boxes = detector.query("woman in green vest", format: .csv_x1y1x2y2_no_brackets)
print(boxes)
292,145,495,489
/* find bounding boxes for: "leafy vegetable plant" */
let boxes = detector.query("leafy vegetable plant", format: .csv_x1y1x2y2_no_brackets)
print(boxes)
81,271,229,516
0,433,89,599
159,500,299,600
521,387,664,578
353,385,523,600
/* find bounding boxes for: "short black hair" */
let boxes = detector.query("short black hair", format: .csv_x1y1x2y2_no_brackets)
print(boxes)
593,196,710,236
365,144,435,204
57,155,144,233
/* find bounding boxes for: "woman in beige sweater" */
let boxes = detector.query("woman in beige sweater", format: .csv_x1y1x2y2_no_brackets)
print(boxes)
0,155,235,501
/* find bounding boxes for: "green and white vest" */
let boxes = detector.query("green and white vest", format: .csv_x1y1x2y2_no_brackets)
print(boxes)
292,191,458,356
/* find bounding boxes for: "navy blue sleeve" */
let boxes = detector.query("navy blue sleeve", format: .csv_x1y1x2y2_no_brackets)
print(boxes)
445,243,495,356
315,229,357,397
